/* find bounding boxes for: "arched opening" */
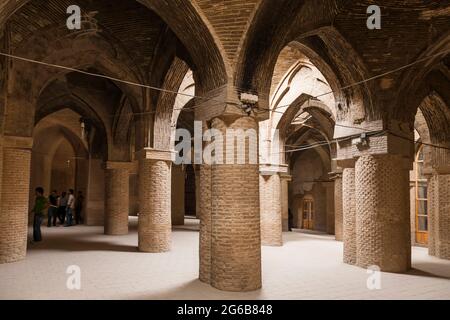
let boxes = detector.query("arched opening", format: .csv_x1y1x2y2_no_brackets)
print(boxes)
259,41,337,244
30,108,90,227
411,144,428,245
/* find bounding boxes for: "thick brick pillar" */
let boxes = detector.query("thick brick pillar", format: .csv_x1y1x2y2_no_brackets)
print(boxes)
208,116,261,291
104,162,131,235
0,136,32,264
333,174,343,241
198,164,211,283
259,172,282,246
428,173,450,260
137,149,172,252
342,167,356,265
355,154,411,272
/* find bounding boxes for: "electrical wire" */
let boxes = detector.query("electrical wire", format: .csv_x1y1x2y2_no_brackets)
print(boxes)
1,48,449,151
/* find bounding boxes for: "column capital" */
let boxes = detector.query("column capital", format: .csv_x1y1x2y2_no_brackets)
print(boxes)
135,148,175,162
335,131,414,170
259,163,289,176
103,161,134,171
194,84,269,122
1,135,33,149
329,171,343,180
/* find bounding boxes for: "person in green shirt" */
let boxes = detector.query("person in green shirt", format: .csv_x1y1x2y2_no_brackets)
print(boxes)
31,187,48,242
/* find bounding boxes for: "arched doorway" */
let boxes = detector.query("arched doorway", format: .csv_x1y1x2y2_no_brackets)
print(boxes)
301,195,314,230
411,143,429,245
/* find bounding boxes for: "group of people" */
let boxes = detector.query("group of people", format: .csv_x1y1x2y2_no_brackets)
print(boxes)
30,187,84,242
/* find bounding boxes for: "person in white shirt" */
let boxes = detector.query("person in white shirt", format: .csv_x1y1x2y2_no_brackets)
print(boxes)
65,189,75,227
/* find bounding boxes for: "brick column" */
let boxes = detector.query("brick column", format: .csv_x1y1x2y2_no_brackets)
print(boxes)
208,116,261,291
333,173,343,241
0,136,32,264
324,181,335,234
104,162,131,235
171,164,185,226
198,164,211,283
355,154,411,272
342,167,356,265
137,148,173,252
259,173,282,246
280,175,291,232
428,173,450,260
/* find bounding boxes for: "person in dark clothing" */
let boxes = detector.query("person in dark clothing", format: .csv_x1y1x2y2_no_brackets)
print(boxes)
65,189,75,227
47,190,58,227
58,192,68,225
288,208,293,232
75,191,84,225
31,187,48,242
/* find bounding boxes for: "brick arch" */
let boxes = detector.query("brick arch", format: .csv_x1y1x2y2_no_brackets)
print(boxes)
418,93,450,146
4,35,142,151
395,32,450,124
236,0,373,122
153,57,191,150
33,124,89,161
0,0,230,94
35,94,109,161
275,94,334,141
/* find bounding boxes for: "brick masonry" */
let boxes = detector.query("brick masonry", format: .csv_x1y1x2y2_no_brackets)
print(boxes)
355,154,411,272
0,145,31,263
138,153,172,253
199,164,212,284
342,168,356,265
209,116,261,292
334,175,343,241
104,166,130,235
428,174,450,260
171,164,185,226
259,173,282,246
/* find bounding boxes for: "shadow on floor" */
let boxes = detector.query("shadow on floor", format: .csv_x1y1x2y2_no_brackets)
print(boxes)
409,264,450,280
27,225,137,253
130,279,263,300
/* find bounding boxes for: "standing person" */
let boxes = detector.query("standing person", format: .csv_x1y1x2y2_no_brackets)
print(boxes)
65,189,75,227
31,187,48,242
75,191,84,225
47,190,58,227
58,191,68,225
